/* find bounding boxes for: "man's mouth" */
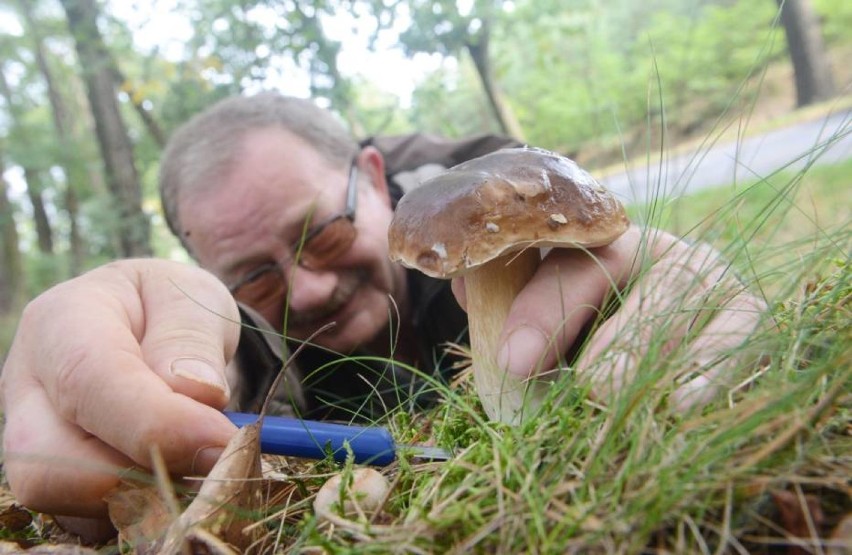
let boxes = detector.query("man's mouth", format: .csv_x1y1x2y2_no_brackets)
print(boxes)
285,269,369,328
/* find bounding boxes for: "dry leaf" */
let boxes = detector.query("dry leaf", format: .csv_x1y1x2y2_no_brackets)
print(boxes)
182,526,240,555
105,484,172,553
827,513,852,555
770,489,826,555
0,504,32,533
159,423,263,554
157,324,334,553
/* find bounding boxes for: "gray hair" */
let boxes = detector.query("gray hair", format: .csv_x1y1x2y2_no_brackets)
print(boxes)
159,92,359,252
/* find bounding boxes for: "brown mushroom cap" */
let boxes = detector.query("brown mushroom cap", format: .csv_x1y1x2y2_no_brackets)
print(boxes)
388,146,630,278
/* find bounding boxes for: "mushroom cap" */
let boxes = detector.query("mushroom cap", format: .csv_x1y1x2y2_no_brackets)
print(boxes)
388,146,630,278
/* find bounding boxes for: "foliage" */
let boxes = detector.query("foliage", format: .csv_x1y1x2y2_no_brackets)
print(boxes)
1,0,849,289
813,0,852,43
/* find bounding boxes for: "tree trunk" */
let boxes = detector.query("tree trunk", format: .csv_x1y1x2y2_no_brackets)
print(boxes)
0,155,23,314
0,61,56,256
61,0,151,257
465,21,526,142
19,0,86,272
776,0,835,107
23,168,55,254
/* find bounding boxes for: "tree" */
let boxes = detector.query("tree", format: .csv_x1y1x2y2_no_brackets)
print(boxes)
167,0,351,114
0,150,23,314
365,0,526,140
776,0,835,107
18,0,85,272
0,56,55,256
60,0,151,257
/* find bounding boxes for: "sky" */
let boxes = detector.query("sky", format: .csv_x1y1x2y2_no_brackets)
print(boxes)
108,0,445,106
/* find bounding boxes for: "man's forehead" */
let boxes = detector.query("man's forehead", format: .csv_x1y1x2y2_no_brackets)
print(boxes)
179,133,346,271
241,126,339,168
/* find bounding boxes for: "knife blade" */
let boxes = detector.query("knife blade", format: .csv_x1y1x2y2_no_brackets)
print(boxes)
225,411,451,466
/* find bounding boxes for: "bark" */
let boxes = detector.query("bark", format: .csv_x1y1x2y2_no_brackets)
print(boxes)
465,21,526,142
19,0,85,272
776,0,835,107
0,60,55,256
61,0,151,257
0,155,23,314
23,168,55,254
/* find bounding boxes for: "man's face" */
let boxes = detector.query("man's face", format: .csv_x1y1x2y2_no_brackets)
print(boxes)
178,127,406,353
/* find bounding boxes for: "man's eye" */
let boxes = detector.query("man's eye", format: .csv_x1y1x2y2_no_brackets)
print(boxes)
245,270,267,284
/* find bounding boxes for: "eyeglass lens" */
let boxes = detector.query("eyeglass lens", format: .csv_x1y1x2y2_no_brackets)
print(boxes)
232,216,357,307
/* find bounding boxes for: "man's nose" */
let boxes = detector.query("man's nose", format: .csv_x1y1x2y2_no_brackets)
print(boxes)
282,264,339,312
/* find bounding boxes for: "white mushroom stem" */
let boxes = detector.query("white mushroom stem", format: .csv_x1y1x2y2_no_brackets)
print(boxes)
465,247,546,424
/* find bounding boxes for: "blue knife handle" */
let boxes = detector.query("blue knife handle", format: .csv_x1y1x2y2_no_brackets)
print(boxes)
225,411,396,466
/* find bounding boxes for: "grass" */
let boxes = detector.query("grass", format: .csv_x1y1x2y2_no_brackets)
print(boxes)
2,72,850,555
1,142,850,553
236,149,851,552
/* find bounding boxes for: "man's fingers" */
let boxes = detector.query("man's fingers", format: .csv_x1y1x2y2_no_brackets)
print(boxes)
669,292,768,411
4,261,239,491
497,227,642,377
576,235,764,408
574,248,707,401
3,387,136,517
3,384,232,517
136,263,242,407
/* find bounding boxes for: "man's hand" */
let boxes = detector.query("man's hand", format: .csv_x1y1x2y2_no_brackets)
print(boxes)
1,259,241,518
452,226,767,410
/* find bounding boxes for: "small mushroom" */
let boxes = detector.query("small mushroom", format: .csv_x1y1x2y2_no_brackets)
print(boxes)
313,468,390,521
388,147,629,424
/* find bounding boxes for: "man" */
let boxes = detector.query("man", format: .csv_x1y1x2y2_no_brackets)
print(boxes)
0,93,766,524
157,96,522,418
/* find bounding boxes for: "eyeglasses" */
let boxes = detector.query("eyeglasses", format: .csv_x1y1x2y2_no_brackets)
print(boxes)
227,158,359,308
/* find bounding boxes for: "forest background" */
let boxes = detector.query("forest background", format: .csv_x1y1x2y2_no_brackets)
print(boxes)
0,0,849,353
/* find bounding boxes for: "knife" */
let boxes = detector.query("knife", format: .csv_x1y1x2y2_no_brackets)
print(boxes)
225,411,452,466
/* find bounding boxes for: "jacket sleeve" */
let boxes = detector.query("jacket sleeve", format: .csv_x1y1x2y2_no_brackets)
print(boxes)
229,303,308,416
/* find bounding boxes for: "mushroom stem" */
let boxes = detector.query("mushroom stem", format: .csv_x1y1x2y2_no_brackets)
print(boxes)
465,247,545,423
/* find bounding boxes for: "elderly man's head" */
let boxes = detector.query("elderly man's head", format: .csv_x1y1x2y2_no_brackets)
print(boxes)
158,93,407,352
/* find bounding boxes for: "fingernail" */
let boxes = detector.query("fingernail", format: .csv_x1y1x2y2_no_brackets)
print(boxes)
498,327,548,377
171,357,228,393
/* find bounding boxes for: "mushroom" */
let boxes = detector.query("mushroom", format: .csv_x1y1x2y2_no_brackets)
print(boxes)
388,146,629,424
314,468,390,521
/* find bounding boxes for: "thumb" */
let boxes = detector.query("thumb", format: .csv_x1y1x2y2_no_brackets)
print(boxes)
137,262,242,409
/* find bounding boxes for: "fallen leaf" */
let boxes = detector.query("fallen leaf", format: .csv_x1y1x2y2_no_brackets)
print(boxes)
770,489,826,555
0,504,32,532
159,423,264,554
158,324,335,553
105,484,172,553
182,526,241,554
827,512,852,555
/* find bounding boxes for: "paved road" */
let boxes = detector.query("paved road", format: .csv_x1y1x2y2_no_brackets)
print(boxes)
599,108,852,203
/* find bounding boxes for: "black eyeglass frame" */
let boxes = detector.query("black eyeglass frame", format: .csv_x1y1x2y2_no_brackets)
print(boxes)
226,157,359,296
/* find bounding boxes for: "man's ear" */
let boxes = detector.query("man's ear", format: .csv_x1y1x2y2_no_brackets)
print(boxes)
357,146,391,207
